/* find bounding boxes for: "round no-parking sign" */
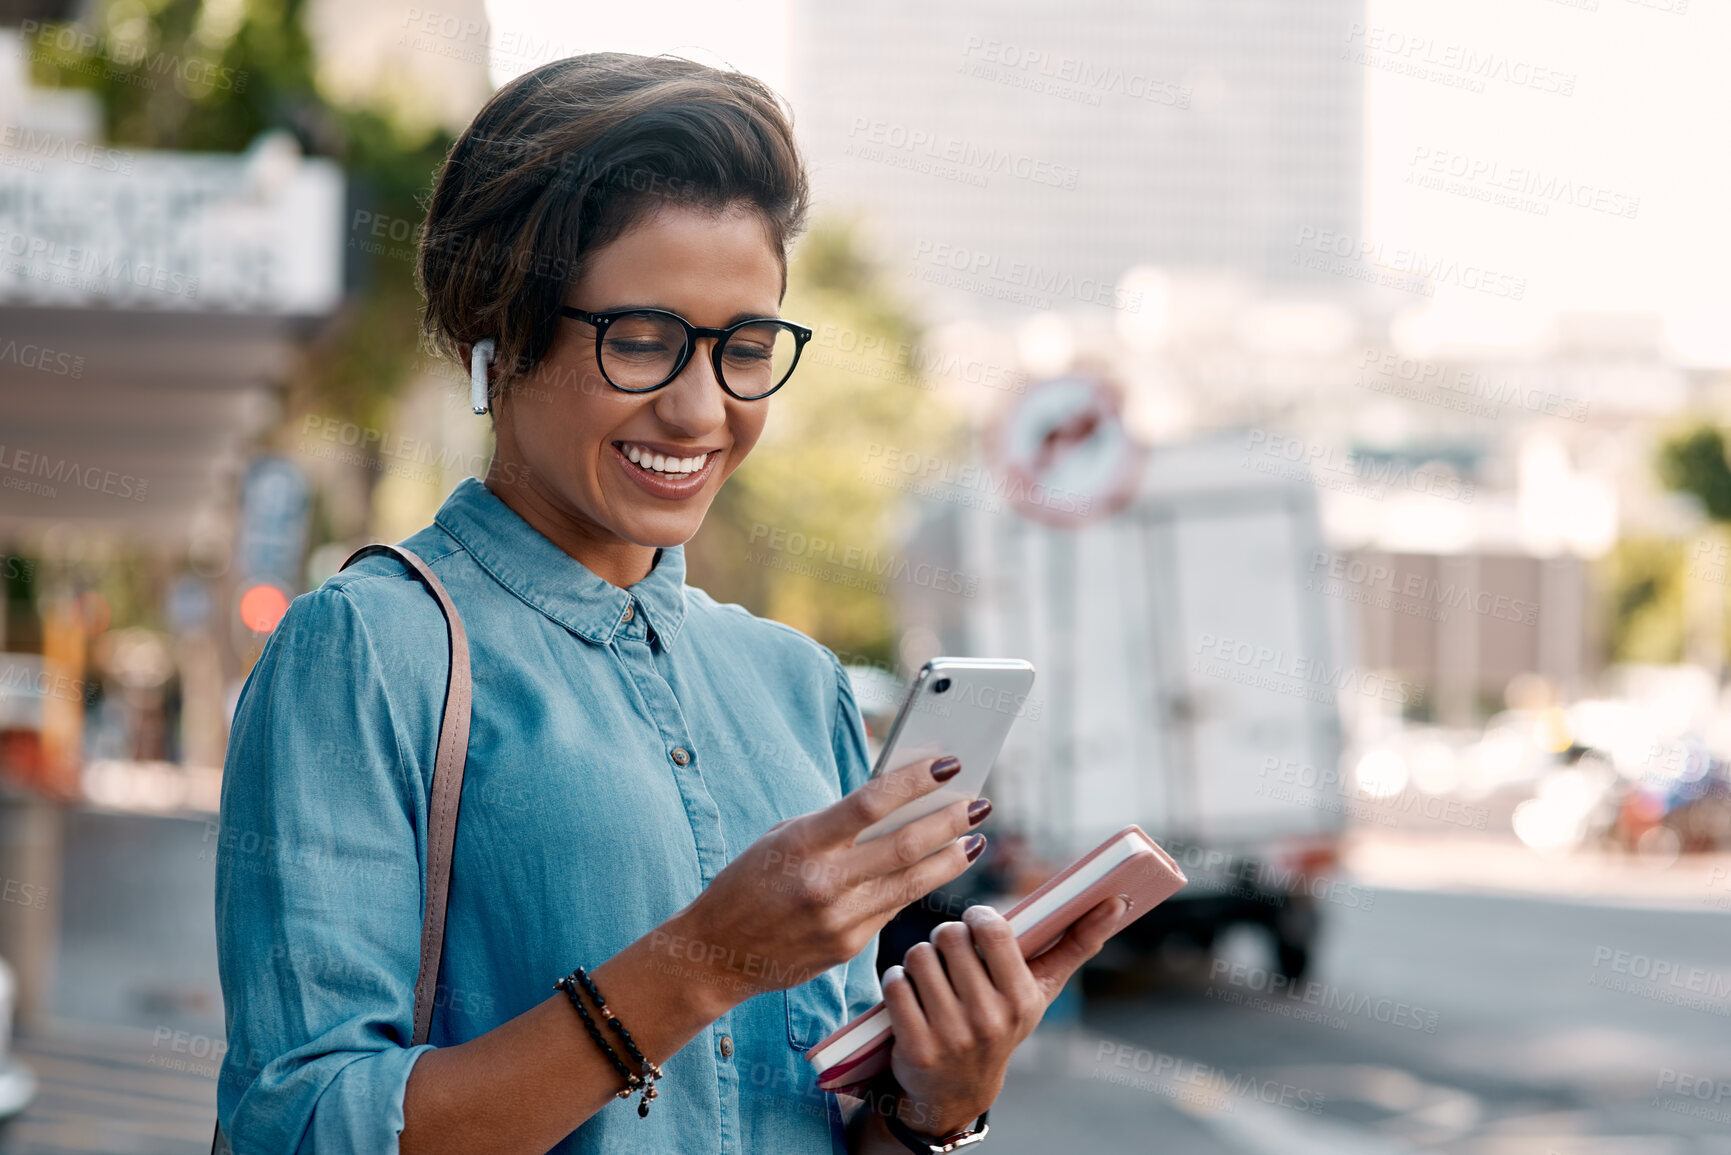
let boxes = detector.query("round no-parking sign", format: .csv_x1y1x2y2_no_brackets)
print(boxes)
988,377,1147,527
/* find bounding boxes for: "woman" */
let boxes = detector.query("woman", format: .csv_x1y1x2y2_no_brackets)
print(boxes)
214,52,1124,1154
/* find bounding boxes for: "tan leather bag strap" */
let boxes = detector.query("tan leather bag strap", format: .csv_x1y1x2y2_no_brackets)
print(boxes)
340,542,473,1047
212,542,472,1155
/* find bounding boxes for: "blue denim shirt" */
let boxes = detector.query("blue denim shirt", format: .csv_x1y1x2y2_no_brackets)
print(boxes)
215,476,882,1153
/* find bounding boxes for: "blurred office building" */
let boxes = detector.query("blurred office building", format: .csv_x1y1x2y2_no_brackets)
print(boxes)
788,0,1365,318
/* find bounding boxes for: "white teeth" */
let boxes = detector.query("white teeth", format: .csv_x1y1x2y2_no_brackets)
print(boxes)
622,444,709,477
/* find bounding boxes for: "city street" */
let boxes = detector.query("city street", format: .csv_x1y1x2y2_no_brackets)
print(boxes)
994,884,1731,1154
4,813,1731,1152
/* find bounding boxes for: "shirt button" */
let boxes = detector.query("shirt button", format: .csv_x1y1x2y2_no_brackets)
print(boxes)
718,1034,733,1059
670,747,691,766
620,602,634,622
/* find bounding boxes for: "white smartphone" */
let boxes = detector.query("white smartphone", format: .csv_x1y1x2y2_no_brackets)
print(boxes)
855,657,1037,843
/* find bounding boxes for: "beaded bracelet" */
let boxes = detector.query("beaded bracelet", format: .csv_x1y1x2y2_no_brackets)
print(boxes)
555,973,643,1108
571,966,664,1117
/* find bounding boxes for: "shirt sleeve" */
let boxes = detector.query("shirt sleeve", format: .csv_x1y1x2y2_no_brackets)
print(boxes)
825,651,885,1019
214,585,434,1154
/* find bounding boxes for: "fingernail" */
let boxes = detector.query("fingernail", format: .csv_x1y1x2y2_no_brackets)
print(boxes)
963,833,987,862
931,756,962,782
967,798,992,826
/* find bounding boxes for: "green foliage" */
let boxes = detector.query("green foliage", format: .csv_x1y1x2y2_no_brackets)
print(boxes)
1657,424,1731,522
1598,537,1687,663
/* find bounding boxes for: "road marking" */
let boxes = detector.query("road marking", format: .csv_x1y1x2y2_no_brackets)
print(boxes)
1046,1027,1422,1155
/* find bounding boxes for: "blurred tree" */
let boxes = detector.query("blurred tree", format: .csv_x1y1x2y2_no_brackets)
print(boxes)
1657,424,1731,522
684,220,967,668
1652,422,1731,669
1598,537,1687,663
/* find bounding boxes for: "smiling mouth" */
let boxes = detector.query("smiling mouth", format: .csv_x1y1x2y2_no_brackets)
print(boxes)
614,441,717,477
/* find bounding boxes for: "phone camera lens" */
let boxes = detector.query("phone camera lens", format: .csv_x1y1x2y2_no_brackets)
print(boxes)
933,678,952,693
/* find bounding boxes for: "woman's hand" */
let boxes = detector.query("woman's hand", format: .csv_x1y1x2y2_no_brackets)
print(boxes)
664,754,989,1013
876,896,1127,1140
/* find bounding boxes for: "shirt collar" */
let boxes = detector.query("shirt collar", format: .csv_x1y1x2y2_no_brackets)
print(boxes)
434,477,689,648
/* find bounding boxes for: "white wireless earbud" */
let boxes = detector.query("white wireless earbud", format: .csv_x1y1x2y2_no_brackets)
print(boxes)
470,338,496,414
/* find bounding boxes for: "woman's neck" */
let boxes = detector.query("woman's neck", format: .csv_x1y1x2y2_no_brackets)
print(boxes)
482,468,658,590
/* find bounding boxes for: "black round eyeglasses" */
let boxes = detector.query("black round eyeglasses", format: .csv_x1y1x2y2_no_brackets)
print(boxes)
559,306,814,401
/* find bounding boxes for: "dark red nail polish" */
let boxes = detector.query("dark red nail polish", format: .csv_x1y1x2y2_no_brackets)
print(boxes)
967,798,992,826
931,756,962,782
963,833,987,862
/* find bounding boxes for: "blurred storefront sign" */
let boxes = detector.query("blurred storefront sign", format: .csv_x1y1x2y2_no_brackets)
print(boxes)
0,40,347,539
0,132,343,313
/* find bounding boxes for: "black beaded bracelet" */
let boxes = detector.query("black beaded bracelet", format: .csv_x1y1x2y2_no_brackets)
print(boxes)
571,966,664,1117
555,973,642,1107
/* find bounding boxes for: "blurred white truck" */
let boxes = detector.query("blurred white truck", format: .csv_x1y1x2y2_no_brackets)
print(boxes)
894,431,1358,977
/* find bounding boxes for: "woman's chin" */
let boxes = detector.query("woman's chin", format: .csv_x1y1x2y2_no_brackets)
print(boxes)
606,505,711,551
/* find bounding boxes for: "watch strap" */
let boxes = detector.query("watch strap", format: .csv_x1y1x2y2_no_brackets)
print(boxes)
886,1105,990,1152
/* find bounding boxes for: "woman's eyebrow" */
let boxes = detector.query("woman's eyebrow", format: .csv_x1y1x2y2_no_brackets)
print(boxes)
592,304,785,325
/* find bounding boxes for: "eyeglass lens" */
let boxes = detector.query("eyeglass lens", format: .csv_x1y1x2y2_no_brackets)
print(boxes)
599,312,800,397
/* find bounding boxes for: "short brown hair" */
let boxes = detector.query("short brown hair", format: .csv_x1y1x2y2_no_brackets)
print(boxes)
417,52,810,400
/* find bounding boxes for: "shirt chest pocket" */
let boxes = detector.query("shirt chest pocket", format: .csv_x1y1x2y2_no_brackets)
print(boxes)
784,963,849,1052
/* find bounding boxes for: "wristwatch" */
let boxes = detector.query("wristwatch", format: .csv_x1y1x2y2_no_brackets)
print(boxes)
885,1106,989,1152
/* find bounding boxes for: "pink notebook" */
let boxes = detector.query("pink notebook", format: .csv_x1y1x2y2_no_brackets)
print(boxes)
808,825,1187,1094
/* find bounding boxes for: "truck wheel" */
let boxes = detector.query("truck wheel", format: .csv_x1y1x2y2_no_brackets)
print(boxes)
1274,896,1318,980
